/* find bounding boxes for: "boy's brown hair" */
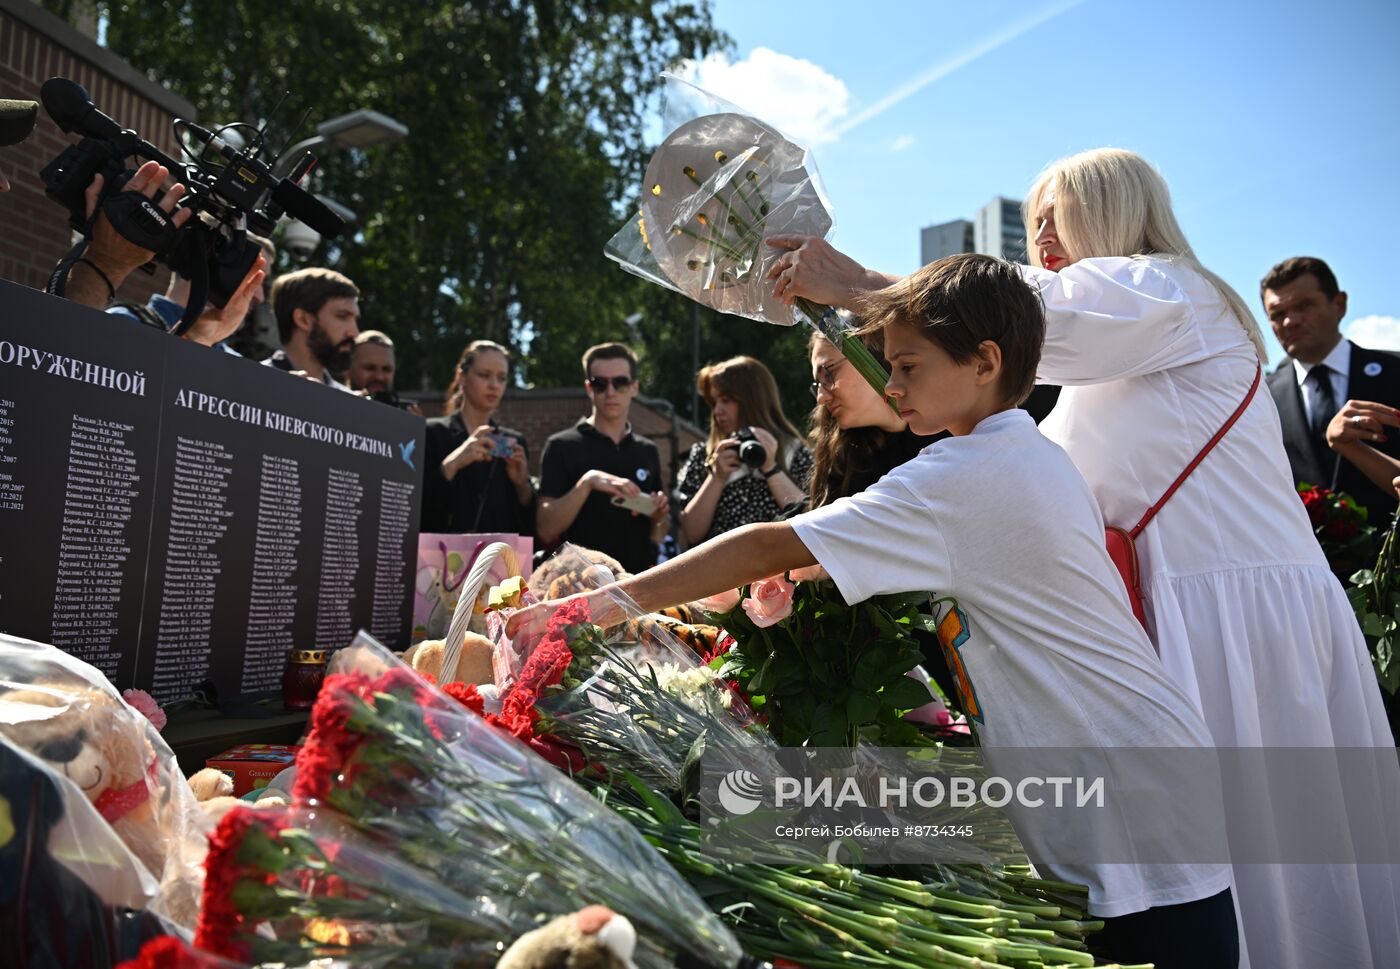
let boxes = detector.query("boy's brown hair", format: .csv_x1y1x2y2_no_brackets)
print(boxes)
856,253,1044,406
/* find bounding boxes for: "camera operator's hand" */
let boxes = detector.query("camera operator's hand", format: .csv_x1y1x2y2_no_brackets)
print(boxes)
67,161,191,310
404,402,424,417
708,441,742,478
180,254,267,348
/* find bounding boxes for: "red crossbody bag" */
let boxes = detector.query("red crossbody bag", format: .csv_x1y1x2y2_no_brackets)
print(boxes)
1106,363,1262,626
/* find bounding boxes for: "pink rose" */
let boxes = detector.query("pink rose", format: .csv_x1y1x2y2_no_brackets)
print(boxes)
696,587,742,613
122,688,167,732
741,575,796,628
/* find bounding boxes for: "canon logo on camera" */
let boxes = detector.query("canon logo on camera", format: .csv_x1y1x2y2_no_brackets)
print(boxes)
139,199,168,227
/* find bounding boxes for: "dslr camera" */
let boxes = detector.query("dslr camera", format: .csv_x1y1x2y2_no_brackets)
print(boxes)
728,426,767,469
37,77,344,334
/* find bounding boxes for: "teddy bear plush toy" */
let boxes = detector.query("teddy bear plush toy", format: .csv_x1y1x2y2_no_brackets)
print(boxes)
0,737,171,968
496,906,637,969
0,682,169,880
402,630,496,685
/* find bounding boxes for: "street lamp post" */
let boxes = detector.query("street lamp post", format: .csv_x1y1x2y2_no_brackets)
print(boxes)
273,109,408,178
273,109,407,257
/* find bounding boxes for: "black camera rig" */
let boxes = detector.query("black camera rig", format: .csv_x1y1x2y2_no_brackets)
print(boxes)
37,77,345,335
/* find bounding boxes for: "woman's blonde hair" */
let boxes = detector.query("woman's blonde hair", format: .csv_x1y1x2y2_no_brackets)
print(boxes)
1023,148,1266,361
697,355,804,469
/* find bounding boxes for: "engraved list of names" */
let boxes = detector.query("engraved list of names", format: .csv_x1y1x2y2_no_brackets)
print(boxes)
314,467,364,650
50,415,141,679
150,438,234,699
242,454,303,692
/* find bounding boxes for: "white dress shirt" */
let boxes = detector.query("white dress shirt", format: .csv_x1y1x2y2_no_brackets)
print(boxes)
1291,338,1351,427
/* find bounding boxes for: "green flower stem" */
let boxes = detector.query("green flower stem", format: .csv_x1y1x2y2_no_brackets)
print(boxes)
915,889,1002,919
672,223,752,266
794,297,892,399
849,870,938,907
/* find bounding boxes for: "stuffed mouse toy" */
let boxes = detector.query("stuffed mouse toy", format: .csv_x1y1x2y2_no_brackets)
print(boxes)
496,906,637,969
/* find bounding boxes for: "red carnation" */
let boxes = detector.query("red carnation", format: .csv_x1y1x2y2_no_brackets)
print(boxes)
293,673,375,805
373,666,429,697
114,936,231,969
546,596,592,633
196,807,257,961
516,635,575,694
442,681,485,716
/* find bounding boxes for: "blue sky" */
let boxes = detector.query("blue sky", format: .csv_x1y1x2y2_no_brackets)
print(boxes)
694,0,1400,363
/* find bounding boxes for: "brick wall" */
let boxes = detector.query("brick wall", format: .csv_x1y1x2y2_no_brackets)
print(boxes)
413,388,706,493
0,0,195,302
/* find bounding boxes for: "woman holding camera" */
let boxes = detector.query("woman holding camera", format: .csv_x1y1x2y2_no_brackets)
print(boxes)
676,355,812,546
421,340,535,535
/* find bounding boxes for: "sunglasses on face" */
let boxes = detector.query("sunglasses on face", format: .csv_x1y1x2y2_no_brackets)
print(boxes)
588,376,634,392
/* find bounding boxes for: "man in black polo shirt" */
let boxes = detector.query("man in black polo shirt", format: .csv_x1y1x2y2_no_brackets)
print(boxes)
537,343,669,572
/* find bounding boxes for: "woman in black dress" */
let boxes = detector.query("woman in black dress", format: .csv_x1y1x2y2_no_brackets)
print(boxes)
421,340,534,535
676,355,812,546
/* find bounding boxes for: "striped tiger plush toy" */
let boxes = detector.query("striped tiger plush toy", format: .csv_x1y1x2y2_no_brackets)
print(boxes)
526,546,725,659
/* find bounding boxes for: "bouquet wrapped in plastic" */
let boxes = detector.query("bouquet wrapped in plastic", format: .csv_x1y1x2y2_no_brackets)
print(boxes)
288,633,749,969
489,558,771,797
0,634,212,933
196,802,519,967
606,75,889,395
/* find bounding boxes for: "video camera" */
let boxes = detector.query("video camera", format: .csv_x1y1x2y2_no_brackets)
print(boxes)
37,77,345,334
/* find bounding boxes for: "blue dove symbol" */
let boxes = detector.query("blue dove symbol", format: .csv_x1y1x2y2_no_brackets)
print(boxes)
399,438,417,470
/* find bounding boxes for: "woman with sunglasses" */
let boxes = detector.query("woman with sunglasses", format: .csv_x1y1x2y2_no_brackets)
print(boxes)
421,340,534,535
676,355,813,546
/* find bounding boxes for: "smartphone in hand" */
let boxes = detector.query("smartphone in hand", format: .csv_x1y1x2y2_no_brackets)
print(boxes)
487,432,516,459
611,493,657,516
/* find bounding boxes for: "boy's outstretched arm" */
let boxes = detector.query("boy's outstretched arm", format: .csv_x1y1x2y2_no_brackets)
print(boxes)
621,521,815,617
506,521,816,637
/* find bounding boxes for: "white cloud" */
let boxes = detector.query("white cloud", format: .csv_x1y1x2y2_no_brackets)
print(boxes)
891,135,916,152
1345,315,1400,352
673,48,850,145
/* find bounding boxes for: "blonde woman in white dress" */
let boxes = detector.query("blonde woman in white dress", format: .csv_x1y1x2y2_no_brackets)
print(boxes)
767,147,1400,969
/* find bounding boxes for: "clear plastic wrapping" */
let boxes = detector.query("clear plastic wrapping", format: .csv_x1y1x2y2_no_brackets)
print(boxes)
0,737,175,969
605,74,889,394
288,632,745,969
0,634,212,934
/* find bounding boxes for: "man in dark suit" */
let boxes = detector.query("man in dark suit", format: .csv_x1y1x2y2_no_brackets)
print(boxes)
1262,256,1400,526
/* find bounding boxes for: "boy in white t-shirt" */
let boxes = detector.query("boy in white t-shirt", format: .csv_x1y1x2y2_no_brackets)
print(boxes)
510,254,1237,968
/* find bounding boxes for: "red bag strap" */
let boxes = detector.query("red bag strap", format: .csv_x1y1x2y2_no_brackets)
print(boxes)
1128,362,1262,539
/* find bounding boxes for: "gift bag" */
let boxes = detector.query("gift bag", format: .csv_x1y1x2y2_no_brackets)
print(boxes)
412,533,533,644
